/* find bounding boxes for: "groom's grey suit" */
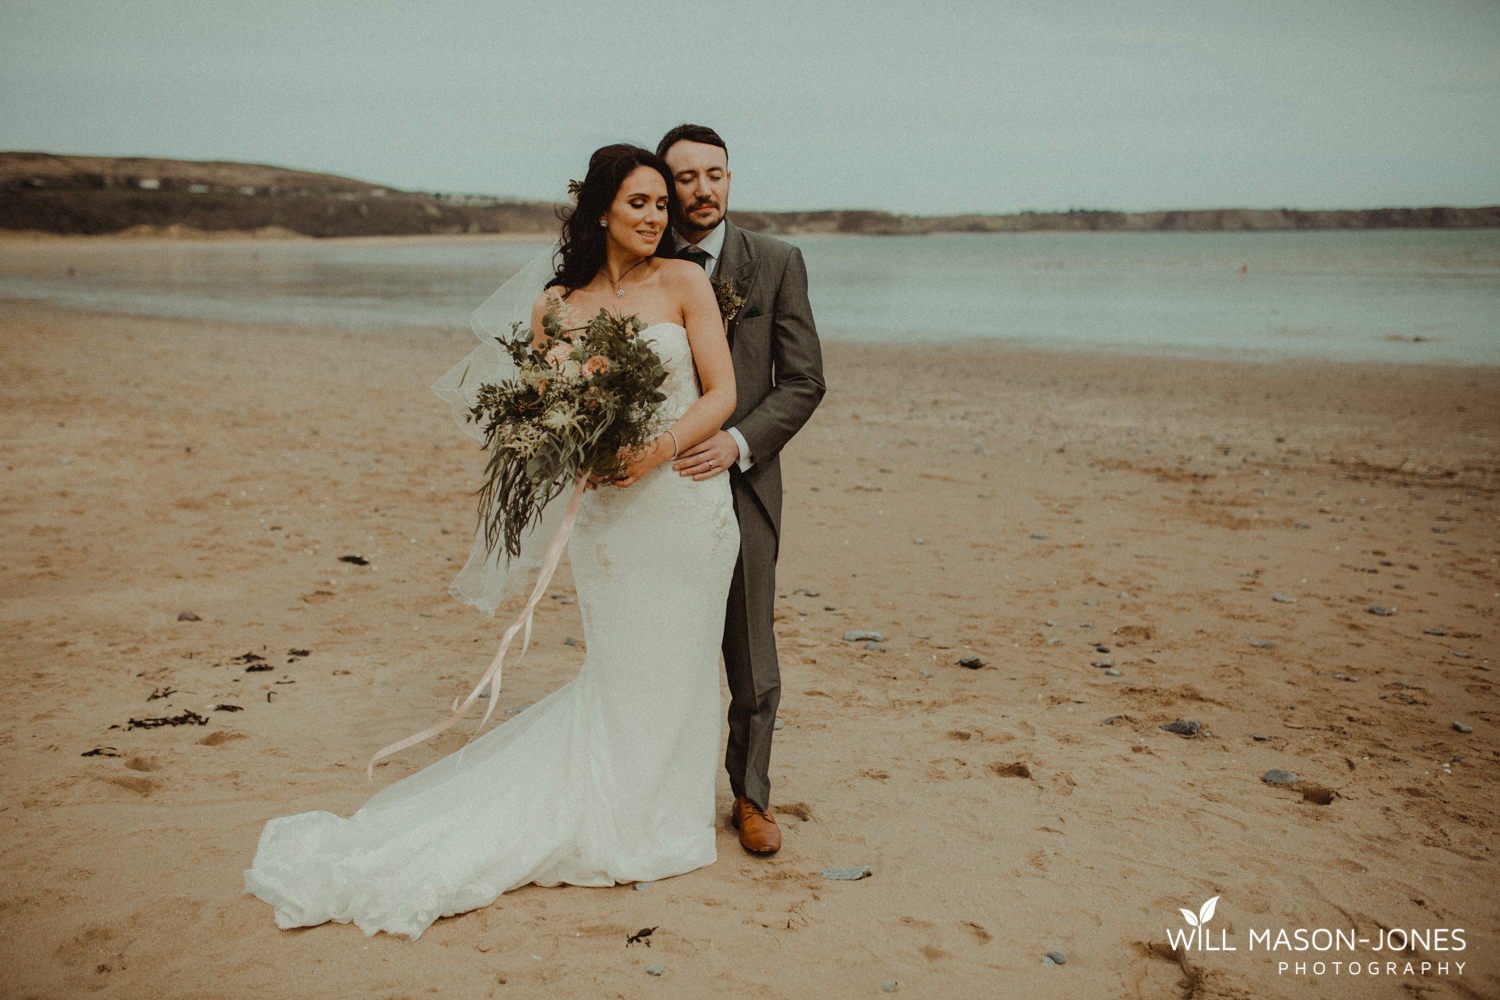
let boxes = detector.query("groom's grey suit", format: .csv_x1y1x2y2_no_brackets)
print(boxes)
711,219,824,813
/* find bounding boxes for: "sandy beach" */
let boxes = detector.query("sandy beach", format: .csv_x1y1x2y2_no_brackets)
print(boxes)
2,296,1497,999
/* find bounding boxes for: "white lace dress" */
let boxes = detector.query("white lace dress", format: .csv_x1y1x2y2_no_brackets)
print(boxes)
243,324,738,939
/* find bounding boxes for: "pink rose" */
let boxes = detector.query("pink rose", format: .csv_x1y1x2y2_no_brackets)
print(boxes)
581,355,610,377
544,342,572,370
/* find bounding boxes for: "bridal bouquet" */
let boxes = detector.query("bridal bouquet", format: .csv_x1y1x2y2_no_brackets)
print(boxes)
468,307,669,558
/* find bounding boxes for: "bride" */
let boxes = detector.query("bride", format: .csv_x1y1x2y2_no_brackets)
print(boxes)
243,144,738,940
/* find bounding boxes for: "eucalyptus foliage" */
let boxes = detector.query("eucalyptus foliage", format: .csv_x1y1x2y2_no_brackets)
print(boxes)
468,308,669,558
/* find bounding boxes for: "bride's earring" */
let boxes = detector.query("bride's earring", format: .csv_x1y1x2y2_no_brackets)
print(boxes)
599,219,607,227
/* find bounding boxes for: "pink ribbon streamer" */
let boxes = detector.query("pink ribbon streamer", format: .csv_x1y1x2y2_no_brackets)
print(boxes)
367,474,588,778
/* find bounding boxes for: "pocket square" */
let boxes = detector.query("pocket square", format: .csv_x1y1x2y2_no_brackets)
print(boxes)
745,305,762,318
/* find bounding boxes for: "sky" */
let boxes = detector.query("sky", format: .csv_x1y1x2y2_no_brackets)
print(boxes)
2,0,1498,215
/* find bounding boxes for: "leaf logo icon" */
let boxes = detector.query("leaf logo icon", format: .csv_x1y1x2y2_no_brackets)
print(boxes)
1199,896,1219,925
1178,896,1219,927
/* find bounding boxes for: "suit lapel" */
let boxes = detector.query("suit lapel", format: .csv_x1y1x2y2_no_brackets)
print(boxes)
717,220,757,348
718,219,755,282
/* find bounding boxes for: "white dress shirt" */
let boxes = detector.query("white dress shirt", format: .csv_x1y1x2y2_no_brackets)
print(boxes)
672,220,726,278
672,220,753,473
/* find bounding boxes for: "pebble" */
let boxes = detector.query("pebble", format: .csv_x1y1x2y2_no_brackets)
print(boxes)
1045,620,1057,627
645,966,667,976
821,865,872,880
1295,523,1311,529
1452,722,1473,734
1102,715,1123,725
864,641,887,652
1118,591,1130,600
177,611,201,621
1031,533,1047,540
1046,950,1068,965
1332,673,1358,682
1272,593,1296,603
1249,639,1277,649
913,537,925,545
1368,605,1395,616
1251,733,1270,741
505,703,533,715
1105,668,1120,676
1425,628,1447,636
774,718,784,730
844,630,884,642
919,669,930,677
634,881,652,890
793,588,819,597
1042,956,1056,967
1095,645,1110,653
958,655,984,669
1452,651,1471,659
1082,600,1098,607
881,982,898,993
564,636,576,646
1047,638,1063,645
1160,718,1200,737
1263,768,1299,785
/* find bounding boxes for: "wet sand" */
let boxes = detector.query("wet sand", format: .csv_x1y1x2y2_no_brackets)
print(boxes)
2,298,1496,999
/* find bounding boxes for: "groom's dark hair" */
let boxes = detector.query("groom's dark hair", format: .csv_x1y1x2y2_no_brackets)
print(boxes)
657,124,727,162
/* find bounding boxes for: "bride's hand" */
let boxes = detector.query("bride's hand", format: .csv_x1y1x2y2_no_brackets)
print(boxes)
610,435,672,489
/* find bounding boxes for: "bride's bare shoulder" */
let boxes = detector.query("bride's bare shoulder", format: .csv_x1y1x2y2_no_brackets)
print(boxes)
531,286,584,327
532,286,566,313
655,257,712,290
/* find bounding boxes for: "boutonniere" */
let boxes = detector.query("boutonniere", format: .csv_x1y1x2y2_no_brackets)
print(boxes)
711,276,749,323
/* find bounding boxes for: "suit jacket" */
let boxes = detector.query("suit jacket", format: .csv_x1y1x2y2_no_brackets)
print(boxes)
712,219,826,544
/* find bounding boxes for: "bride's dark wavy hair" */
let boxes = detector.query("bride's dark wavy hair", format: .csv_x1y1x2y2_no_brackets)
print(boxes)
547,144,676,293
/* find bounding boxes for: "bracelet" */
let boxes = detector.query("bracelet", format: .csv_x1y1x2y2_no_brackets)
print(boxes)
665,429,679,460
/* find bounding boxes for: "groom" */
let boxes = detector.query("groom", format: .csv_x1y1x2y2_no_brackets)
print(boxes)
658,124,825,855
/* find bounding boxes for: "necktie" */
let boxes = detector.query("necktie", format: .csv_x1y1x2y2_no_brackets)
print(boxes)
679,246,710,270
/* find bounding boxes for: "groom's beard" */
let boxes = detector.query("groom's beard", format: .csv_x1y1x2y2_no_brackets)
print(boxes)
679,197,725,234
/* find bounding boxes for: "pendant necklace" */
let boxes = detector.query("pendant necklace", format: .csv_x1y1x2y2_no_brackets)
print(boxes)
608,257,648,298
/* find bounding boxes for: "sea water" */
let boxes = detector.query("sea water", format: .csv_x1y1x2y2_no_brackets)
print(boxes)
2,229,1496,364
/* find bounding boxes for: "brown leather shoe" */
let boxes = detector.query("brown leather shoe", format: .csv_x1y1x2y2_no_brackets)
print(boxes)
730,795,781,854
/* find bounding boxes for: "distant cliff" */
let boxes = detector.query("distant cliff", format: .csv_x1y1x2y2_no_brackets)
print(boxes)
0,153,557,237
728,205,1500,235
4,153,1496,238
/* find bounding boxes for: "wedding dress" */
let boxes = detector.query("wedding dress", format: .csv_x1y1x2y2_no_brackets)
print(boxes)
243,322,739,939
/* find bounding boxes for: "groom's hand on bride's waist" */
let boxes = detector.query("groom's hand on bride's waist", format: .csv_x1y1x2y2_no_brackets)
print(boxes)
673,430,741,481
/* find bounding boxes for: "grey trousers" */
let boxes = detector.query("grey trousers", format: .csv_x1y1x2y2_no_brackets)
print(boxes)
722,479,780,813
